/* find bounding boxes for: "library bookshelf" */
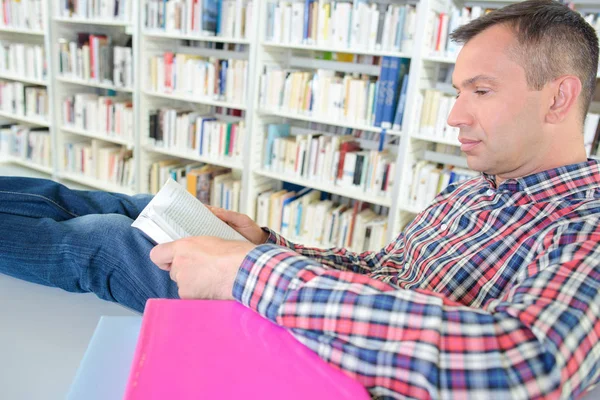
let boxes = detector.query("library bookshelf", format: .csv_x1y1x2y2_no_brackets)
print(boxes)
2,0,600,249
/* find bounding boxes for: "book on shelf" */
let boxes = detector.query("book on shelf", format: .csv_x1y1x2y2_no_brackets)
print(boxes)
375,56,409,129
265,1,416,54
424,5,494,58
143,0,253,39
148,52,247,103
583,11,600,68
186,164,229,204
148,108,245,160
113,45,134,88
58,34,133,88
260,55,410,130
0,42,46,81
391,72,409,130
0,0,44,31
24,87,48,118
131,178,247,244
63,94,134,140
64,140,134,187
255,185,388,252
281,187,312,238
0,124,51,166
0,81,48,119
408,158,478,211
263,124,396,197
416,88,458,142
584,112,600,157
210,171,235,209
56,0,132,21
264,123,290,168
149,159,180,193
147,160,241,211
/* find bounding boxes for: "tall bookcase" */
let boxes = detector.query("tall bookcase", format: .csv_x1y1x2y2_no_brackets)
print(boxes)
0,0,54,175
50,0,138,194
137,0,257,213
2,0,600,246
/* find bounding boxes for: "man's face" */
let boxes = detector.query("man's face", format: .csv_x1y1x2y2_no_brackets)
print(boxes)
448,25,548,179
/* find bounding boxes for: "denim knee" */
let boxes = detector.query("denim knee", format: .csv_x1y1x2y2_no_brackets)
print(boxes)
66,213,153,274
66,214,176,311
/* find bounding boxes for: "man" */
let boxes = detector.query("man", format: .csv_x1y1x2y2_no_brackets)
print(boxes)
150,1,600,398
0,0,598,398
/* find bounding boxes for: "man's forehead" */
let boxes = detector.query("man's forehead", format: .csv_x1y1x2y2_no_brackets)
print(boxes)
452,74,500,89
452,34,520,88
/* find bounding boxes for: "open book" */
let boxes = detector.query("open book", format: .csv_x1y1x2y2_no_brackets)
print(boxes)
131,178,247,244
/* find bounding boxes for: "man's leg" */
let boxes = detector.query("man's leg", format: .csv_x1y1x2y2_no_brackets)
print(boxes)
0,213,178,313
0,176,151,220
0,177,177,312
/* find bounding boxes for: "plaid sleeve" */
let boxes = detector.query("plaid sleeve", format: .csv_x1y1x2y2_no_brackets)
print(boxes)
260,227,404,277
233,233,600,399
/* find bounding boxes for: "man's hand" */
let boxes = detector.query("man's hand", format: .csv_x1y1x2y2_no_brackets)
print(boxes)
150,236,256,300
208,206,269,245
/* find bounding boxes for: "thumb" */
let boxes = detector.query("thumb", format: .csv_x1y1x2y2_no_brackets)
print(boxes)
207,206,228,221
150,242,176,270
209,207,248,227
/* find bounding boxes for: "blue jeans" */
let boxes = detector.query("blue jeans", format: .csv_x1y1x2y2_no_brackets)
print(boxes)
0,177,178,313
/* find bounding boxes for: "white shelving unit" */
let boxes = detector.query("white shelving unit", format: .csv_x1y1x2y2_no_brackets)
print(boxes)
57,170,137,195
137,6,256,205
0,111,51,127
143,30,251,44
262,41,413,59
2,0,599,243
4,154,54,175
255,168,394,207
143,89,247,110
0,0,470,242
0,72,47,86
61,125,134,147
55,76,134,92
0,0,55,178
248,0,427,241
257,108,402,135
0,27,45,36
49,1,138,193
53,17,131,27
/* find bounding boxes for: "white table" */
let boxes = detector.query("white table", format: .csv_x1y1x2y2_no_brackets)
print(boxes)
0,274,137,400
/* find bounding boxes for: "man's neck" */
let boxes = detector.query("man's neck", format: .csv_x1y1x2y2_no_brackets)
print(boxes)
494,151,588,186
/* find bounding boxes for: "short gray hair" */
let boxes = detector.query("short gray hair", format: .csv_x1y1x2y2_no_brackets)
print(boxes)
450,0,599,123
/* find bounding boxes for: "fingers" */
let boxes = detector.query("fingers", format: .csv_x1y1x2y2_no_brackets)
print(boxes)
169,267,178,283
207,205,224,216
149,241,177,271
207,206,230,222
209,206,240,221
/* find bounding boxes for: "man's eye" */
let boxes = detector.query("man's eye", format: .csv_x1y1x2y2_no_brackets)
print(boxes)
475,90,489,96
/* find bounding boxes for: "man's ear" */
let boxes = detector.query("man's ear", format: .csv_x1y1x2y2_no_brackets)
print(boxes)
546,75,582,124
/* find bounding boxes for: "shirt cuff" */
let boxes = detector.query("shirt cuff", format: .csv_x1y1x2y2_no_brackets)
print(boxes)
261,227,296,249
232,242,323,322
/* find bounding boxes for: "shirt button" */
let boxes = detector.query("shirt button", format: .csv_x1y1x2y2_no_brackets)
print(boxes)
440,224,448,231
486,189,495,196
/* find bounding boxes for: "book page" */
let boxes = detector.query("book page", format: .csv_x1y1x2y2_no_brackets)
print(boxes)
132,178,247,244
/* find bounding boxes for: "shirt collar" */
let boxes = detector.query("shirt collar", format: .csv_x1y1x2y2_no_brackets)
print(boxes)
481,159,600,202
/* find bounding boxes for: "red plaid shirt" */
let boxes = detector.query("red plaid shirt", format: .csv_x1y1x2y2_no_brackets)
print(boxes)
233,160,600,399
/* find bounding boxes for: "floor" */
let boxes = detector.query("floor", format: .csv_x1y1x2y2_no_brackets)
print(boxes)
0,161,138,400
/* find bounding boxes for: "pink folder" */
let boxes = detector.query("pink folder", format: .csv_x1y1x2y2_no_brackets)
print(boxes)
124,299,370,400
